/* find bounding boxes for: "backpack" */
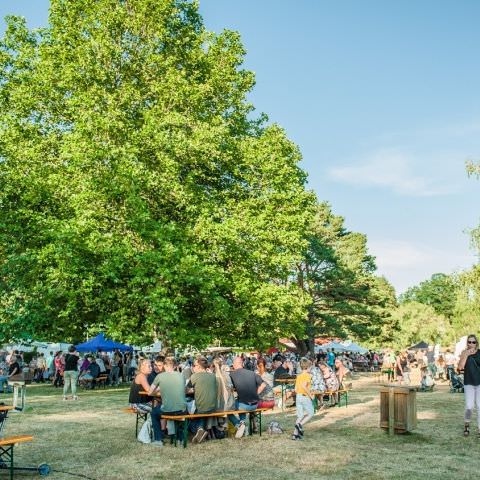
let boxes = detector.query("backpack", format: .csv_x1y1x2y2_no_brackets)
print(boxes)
267,421,284,434
137,417,153,444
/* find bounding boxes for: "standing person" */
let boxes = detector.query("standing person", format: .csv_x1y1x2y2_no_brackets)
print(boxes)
53,351,65,388
35,353,47,383
291,358,314,441
46,351,54,381
458,334,480,437
445,349,456,380
63,346,80,401
327,349,336,370
395,352,409,385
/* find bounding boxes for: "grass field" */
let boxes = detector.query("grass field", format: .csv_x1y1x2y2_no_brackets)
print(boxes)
2,374,476,480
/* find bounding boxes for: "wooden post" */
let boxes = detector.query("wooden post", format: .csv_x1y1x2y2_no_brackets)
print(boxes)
388,386,395,436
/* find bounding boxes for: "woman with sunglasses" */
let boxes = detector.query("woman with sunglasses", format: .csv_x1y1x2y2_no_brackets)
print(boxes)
458,334,480,436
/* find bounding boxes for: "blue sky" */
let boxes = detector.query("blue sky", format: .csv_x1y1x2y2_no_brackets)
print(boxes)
2,0,480,293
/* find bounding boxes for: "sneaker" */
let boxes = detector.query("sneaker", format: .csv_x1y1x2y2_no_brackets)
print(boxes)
198,429,209,443
63,396,68,401
151,440,164,447
72,396,78,401
291,433,301,441
235,422,246,438
192,428,206,444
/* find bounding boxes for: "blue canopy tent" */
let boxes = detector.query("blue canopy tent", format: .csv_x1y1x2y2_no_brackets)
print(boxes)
75,333,132,352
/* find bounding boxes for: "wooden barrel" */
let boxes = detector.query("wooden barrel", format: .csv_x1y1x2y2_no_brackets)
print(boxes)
380,384,417,434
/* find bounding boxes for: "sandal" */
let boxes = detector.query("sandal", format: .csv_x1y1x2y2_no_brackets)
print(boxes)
464,424,470,437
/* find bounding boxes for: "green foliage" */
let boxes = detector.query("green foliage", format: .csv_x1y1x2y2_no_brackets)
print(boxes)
399,273,458,319
293,202,397,352
388,301,449,348
450,266,480,339
0,1,314,347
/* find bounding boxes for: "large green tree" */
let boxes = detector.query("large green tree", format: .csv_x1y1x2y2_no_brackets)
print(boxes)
292,202,397,353
0,0,314,347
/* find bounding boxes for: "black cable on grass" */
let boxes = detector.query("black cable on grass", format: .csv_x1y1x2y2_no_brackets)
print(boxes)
50,469,97,480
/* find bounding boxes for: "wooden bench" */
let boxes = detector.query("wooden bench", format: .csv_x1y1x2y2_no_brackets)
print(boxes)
313,389,349,410
96,375,109,388
162,407,272,448
79,374,108,390
0,435,33,480
123,407,148,437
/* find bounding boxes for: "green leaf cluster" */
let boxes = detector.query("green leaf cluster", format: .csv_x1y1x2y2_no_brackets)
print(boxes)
0,1,314,347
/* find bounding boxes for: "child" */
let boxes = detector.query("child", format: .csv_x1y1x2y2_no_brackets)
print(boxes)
292,358,314,440
419,366,435,391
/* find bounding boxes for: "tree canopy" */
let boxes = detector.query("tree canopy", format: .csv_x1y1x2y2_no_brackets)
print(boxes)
292,202,397,353
0,0,314,346
0,0,396,350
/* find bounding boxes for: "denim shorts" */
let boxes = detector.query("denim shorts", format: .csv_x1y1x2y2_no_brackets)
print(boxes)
296,394,314,420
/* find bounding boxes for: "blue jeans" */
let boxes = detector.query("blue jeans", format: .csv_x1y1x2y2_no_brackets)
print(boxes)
151,406,186,441
0,375,8,393
189,409,215,432
228,401,257,427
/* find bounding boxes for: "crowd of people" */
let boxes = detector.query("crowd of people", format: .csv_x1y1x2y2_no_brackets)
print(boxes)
3,338,480,440
128,351,354,445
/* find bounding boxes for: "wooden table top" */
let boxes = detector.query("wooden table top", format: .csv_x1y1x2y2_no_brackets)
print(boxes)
275,377,296,384
0,405,15,412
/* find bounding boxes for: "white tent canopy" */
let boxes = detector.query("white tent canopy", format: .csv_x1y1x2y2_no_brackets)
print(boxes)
341,341,368,354
318,341,347,352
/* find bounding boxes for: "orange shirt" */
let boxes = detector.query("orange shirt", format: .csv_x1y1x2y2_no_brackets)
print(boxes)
295,371,311,396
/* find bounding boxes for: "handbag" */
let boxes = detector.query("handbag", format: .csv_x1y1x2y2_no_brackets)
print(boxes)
137,417,153,444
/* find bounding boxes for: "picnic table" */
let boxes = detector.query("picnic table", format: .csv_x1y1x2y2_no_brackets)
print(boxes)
274,377,296,411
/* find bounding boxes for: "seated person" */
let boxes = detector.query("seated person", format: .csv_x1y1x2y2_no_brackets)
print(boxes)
310,362,326,393
319,362,339,392
272,356,292,385
148,357,187,446
186,356,217,443
256,358,275,409
228,357,266,438
129,358,153,413
79,355,100,386
0,364,8,393
334,358,350,388
147,355,165,385
419,367,435,391
272,356,295,402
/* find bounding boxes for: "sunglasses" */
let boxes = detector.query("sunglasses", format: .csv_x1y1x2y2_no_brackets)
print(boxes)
467,340,477,344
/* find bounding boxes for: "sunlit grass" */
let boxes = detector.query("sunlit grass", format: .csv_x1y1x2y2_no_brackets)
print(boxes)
2,374,475,480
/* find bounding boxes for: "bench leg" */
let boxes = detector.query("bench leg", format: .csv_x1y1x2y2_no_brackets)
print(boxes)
183,419,188,448
259,413,262,436
0,445,14,480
